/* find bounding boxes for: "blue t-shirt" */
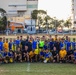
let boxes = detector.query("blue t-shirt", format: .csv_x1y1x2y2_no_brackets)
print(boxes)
74,52,76,59
74,52,76,56
45,52,52,58
8,52,13,57
40,51,45,56
43,45,48,50
49,41,54,50
32,41,37,49
0,42,3,51
71,42,76,50
15,40,20,45
60,42,66,49
9,42,13,50
65,42,71,51
3,52,8,57
64,40,68,43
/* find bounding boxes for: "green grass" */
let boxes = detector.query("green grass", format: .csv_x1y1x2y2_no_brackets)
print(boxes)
0,63,76,75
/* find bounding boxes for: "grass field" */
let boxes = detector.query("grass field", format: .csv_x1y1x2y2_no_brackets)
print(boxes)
0,63,76,75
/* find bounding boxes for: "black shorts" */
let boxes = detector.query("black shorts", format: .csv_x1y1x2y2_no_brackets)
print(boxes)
53,57,57,61
0,58,3,61
22,51,28,60
17,56,21,61
39,47,43,49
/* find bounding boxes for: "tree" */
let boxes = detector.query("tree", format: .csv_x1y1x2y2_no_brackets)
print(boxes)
51,18,60,29
0,16,7,31
38,16,43,25
31,10,47,30
0,8,6,16
31,10,38,19
0,8,7,31
44,15,51,22
38,10,47,14
31,10,38,25
64,18,72,27
44,15,51,29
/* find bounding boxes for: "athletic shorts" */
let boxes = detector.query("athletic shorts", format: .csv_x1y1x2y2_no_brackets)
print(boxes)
74,56,76,60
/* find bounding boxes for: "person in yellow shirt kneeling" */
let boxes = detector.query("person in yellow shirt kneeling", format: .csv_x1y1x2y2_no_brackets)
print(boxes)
59,47,67,63
29,51,35,62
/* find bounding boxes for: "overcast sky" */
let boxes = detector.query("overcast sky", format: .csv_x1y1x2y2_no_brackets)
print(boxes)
38,0,71,20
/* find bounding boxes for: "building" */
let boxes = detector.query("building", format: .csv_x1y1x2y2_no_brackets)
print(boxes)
71,0,76,28
0,0,38,18
0,0,38,32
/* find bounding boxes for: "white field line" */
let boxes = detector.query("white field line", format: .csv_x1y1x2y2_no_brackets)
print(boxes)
0,69,51,73
26,63,30,72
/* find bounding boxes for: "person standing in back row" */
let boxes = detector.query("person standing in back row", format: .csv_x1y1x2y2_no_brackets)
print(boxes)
15,36,20,50
0,38,3,51
3,39,9,52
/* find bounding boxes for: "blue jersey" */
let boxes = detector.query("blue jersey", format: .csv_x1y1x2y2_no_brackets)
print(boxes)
9,42,13,50
45,52,52,58
3,52,8,57
0,42,3,51
8,52,13,57
60,42,66,49
43,45,48,50
74,52,76,59
40,51,45,56
64,40,68,43
65,42,71,51
15,40,20,45
32,41,37,49
49,41,54,50
71,42,76,50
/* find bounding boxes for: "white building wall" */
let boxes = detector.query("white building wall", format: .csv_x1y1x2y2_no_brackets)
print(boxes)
0,0,38,24
0,0,27,14
25,0,38,18
71,0,76,27
0,0,38,18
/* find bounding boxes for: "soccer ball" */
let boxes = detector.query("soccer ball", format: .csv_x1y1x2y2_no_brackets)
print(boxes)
43,60,47,63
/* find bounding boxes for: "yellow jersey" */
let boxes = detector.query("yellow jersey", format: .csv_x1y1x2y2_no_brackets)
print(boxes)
3,42,9,52
59,50,67,58
29,51,34,58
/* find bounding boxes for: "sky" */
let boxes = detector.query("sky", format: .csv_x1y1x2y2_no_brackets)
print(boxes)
38,0,71,20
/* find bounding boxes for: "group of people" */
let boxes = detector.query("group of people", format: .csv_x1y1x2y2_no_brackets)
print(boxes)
0,35,76,64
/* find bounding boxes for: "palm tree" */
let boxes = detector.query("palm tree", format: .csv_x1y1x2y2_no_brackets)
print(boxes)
31,10,38,26
64,18,72,27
